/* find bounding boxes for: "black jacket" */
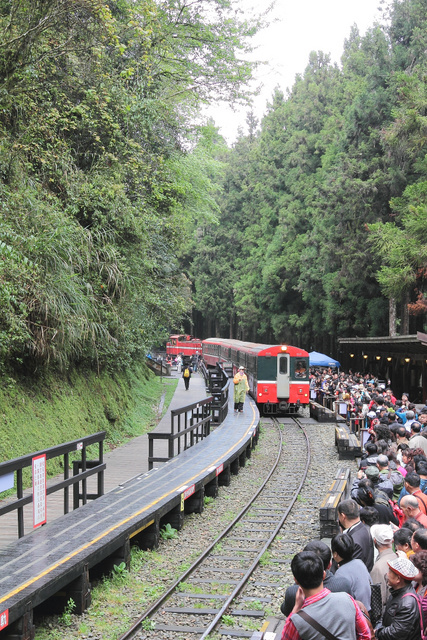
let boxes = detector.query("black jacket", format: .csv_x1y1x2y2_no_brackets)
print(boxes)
376,585,421,640
347,520,375,571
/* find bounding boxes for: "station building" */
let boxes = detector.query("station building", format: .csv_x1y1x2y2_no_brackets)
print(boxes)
338,332,427,403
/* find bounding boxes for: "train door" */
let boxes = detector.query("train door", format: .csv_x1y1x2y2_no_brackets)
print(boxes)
277,354,290,398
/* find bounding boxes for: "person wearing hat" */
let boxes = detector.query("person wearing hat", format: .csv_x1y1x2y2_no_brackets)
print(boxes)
233,366,249,413
376,454,404,502
376,557,422,640
370,524,399,612
352,466,394,503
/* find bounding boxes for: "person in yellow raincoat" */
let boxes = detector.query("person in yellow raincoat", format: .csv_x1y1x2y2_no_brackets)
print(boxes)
234,366,249,413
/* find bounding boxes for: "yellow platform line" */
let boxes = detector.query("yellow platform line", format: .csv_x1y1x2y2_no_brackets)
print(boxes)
1,404,258,606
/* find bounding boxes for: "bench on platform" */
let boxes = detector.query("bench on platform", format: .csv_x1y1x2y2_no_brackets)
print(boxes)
309,401,336,423
335,425,362,459
319,467,351,538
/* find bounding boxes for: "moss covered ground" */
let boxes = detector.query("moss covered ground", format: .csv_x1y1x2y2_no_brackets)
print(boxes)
0,363,177,486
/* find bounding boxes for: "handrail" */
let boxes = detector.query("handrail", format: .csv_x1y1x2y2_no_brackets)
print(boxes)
148,397,213,469
148,364,231,469
0,432,106,538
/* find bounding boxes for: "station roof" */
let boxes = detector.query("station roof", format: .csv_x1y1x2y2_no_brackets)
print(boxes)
338,332,427,358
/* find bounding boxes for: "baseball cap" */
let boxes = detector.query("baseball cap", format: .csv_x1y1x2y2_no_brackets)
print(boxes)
371,524,394,546
365,466,380,479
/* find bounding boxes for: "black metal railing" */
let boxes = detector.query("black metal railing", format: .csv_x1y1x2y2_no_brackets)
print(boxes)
148,397,213,469
0,432,106,538
147,363,231,469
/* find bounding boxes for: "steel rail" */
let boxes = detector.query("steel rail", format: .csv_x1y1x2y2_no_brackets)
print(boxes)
117,419,284,640
198,417,310,639
118,417,310,640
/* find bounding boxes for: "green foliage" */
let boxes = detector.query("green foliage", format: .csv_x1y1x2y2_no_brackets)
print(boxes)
112,561,128,583
0,0,263,374
190,0,427,345
59,599,76,628
221,614,235,627
141,619,156,631
113,562,127,575
160,523,178,540
0,363,169,481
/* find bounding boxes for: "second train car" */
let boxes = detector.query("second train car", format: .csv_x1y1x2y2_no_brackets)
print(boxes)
166,335,202,359
202,338,310,415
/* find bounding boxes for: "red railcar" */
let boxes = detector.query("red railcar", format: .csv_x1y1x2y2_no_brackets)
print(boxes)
166,335,202,359
202,338,309,415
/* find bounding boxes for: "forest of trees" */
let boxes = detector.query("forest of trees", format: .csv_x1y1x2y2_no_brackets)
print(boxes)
0,0,263,374
1,0,427,375
189,0,427,353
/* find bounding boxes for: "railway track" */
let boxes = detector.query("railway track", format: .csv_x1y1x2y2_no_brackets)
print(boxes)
118,416,311,640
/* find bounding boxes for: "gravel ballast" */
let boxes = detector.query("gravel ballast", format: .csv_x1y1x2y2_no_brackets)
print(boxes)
35,418,358,640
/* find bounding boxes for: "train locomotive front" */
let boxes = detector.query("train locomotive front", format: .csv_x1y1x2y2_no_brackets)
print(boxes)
202,338,310,415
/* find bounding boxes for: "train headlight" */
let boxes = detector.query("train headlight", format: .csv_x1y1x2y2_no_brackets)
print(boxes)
280,345,288,352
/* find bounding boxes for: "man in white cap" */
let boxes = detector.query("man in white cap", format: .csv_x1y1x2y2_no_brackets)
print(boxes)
370,524,398,612
376,557,421,640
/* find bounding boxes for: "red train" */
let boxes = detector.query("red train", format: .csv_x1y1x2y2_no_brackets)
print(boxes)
202,338,310,415
166,334,202,359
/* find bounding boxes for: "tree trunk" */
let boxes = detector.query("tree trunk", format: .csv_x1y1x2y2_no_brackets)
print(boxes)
229,311,234,339
401,292,410,335
389,298,397,337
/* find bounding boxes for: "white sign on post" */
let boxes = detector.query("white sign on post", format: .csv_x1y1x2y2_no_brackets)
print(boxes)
32,454,47,528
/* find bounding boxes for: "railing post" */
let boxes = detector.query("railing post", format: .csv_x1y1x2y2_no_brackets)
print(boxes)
73,461,80,510
17,468,24,538
81,446,87,505
169,413,175,460
64,452,69,514
98,439,104,498
148,435,154,470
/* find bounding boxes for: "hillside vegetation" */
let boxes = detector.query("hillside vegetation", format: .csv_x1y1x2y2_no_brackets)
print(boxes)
0,363,176,478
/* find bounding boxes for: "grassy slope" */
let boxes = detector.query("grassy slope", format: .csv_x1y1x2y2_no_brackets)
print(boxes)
0,363,177,483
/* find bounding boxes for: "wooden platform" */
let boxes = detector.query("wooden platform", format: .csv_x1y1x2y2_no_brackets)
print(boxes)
0,373,204,550
0,386,259,639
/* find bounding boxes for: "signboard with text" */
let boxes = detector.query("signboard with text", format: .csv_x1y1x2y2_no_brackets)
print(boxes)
0,610,8,631
32,454,47,528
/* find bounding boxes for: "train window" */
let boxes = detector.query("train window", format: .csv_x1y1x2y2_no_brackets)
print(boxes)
279,357,288,374
258,357,276,381
292,358,309,380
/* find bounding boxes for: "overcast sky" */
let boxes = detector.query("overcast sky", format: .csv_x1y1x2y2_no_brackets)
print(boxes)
207,0,384,143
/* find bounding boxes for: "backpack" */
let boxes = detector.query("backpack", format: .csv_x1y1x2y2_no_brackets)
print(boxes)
183,368,190,378
389,499,405,527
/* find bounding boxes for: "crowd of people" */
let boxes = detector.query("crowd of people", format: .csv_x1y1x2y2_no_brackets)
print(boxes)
281,371,427,640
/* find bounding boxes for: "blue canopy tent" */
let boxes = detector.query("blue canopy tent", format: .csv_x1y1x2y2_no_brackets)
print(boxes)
309,351,341,368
